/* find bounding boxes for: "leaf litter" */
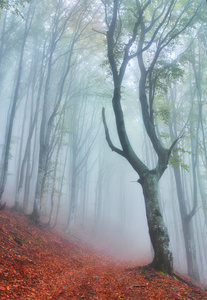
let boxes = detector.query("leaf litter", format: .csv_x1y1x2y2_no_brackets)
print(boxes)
0,209,206,299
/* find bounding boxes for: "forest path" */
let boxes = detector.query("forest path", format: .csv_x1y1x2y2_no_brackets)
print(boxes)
0,209,206,299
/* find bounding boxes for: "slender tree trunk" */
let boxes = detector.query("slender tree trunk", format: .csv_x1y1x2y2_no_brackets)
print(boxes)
0,2,34,204
48,130,63,226
172,166,199,280
14,82,31,210
32,165,46,223
95,172,103,229
65,152,77,232
0,39,25,203
23,119,39,213
197,161,207,226
22,144,31,213
0,11,7,70
31,9,81,222
81,163,88,228
16,41,45,209
53,140,70,228
168,83,199,280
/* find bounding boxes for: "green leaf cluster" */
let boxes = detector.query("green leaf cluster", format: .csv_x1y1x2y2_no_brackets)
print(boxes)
156,108,170,125
153,61,184,96
169,147,190,171
0,0,30,18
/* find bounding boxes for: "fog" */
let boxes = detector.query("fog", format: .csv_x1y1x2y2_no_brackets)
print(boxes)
0,0,207,287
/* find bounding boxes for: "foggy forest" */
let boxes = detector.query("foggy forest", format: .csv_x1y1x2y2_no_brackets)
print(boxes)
0,0,207,297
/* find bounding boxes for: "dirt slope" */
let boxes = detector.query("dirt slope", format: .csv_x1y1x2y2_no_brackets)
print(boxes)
0,209,206,299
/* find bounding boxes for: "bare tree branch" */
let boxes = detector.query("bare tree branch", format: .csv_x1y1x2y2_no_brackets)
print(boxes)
92,28,106,36
102,108,125,157
169,133,184,153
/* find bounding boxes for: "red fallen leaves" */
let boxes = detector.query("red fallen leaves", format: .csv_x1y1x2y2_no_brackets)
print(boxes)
0,209,207,299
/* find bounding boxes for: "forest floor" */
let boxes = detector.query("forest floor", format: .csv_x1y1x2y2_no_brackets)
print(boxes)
0,209,207,299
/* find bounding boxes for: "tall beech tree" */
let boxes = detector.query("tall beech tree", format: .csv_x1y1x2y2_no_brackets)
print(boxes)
101,0,204,274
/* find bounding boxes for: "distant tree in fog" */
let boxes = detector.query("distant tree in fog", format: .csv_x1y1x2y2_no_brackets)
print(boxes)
0,1,35,206
30,0,96,223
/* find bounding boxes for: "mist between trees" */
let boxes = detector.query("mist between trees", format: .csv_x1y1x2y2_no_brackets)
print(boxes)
0,0,207,286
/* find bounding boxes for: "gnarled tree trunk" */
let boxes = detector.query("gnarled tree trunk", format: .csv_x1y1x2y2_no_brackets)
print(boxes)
139,170,173,273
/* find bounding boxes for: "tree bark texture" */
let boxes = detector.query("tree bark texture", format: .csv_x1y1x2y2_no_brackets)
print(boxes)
139,170,173,274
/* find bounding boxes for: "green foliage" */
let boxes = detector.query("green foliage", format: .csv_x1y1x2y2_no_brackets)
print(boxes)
0,0,30,17
156,108,170,125
160,132,170,142
169,147,190,171
152,60,185,97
